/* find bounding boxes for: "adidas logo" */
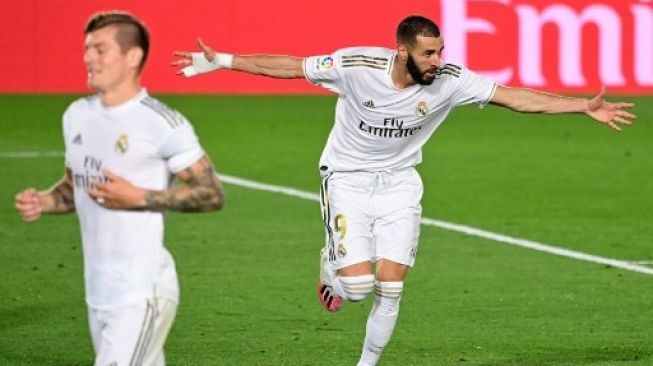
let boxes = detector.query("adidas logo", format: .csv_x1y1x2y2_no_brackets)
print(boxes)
436,64,462,78
72,134,82,145
362,100,375,108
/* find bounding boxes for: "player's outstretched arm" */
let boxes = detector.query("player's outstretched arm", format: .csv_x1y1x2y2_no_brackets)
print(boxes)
87,155,224,212
15,169,75,221
171,38,304,79
490,85,636,131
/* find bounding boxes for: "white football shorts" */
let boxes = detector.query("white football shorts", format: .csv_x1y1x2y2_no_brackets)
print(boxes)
88,296,177,366
320,167,423,270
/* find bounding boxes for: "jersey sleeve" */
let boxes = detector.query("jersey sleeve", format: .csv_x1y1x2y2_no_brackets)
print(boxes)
157,113,205,173
448,64,497,108
303,51,344,94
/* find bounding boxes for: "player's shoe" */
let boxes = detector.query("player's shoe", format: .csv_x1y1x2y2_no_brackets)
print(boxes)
317,248,342,312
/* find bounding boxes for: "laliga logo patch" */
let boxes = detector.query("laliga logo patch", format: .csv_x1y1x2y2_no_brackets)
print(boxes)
317,56,334,72
115,134,129,155
416,101,429,117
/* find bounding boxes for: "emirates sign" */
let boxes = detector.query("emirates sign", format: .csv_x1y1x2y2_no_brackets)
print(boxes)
442,0,653,92
0,0,650,94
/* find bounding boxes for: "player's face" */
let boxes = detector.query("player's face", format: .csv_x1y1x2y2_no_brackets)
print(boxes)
83,26,135,92
406,36,444,85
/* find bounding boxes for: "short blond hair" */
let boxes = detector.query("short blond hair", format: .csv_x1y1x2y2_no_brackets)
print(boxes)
85,11,150,73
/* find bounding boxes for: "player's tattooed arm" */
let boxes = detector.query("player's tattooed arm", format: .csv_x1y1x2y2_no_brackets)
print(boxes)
38,168,75,213
86,155,223,212
48,171,76,213
15,168,75,222
144,155,224,212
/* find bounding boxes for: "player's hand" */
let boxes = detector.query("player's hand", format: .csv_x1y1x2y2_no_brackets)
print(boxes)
87,170,146,210
587,86,636,132
172,38,229,77
15,188,43,222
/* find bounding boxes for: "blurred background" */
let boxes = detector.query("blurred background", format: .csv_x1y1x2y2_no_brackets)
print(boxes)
1,0,652,95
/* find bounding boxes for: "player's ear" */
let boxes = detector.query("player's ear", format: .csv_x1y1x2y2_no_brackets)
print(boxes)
397,44,408,63
126,47,144,70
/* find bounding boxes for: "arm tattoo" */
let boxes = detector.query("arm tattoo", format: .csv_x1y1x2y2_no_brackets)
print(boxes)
144,156,224,212
45,172,75,213
51,182,75,212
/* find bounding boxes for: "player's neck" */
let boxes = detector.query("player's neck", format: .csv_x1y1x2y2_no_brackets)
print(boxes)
391,55,417,89
99,79,142,107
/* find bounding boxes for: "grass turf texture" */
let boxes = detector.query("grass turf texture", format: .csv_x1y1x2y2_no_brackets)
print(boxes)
0,94,651,365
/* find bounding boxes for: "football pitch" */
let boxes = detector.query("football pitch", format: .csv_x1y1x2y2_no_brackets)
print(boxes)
0,94,651,365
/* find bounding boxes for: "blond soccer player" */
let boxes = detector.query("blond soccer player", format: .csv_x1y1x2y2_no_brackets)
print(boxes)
15,11,224,366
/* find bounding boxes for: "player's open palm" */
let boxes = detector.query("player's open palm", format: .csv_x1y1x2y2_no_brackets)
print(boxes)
172,38,223,77
587,86,637,132
15,188,43,222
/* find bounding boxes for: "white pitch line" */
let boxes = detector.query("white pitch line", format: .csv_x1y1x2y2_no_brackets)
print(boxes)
4,151,651,276
0,151,64,158
222,174,320,202
631,261,653,265
419,218,653,275
221,174,653,276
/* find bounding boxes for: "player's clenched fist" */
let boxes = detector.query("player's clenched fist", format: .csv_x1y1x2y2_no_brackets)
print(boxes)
15,188,43,222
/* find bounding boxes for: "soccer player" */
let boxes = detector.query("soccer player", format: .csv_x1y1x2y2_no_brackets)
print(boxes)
14,11,224,366
172,15,635,366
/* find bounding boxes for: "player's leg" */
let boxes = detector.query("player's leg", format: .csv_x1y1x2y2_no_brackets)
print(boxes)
319,251,374,310
91,297,177,366
357,168,422,366
138,298,176,366
357,260,408,366
318,172,377,311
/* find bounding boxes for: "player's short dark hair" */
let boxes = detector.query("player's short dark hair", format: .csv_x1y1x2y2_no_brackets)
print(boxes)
396,15,441,48
85,11,150,74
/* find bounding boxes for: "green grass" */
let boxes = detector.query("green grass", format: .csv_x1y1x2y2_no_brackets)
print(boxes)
0,94,652,365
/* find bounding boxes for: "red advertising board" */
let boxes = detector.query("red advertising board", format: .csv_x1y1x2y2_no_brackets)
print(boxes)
0,0,651,94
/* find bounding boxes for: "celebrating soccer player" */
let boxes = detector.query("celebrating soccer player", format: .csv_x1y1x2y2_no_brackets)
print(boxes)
172,15,635,366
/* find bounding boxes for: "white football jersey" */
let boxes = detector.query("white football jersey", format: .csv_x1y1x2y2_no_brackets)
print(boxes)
62,89,204,310
303,47,497,173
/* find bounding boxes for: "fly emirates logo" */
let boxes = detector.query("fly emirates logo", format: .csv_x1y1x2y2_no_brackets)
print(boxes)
359,118,422,139
441,0,653,90
73,155,108,189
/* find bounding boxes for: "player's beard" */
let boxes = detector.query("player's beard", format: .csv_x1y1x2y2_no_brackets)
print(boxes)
406,54,436,86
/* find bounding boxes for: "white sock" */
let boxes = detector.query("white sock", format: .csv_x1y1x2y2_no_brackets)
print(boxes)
332,274,375,301
358,281,403,366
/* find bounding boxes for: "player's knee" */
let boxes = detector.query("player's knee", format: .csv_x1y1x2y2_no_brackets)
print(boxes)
338,274,375,301
374,281,404,314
